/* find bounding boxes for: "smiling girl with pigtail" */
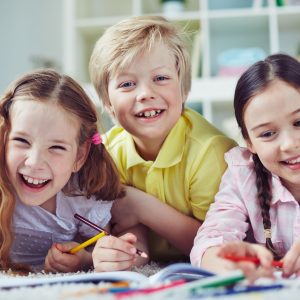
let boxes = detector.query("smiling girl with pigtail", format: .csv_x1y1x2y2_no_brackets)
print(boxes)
0,69,147,273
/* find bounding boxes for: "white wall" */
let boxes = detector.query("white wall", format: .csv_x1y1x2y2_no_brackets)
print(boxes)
0,0,63,94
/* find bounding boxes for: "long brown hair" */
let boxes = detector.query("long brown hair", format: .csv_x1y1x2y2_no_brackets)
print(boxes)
0,69,123,270
234,53,300,259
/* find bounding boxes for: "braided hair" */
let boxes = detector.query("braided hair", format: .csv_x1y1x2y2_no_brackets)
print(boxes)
234,53,300,258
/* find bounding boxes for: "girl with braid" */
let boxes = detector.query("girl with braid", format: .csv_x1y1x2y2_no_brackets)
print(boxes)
190,53,300,280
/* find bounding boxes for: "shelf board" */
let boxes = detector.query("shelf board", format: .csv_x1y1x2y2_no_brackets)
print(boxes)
188,77,238,102
207,7,269,19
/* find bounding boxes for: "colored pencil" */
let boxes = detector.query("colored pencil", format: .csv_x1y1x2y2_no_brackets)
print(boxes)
69,231,106,254
223,255,283,268
74,213,148,258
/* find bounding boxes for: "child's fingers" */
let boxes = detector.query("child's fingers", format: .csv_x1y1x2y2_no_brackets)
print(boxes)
92,249,136,272
94,258,135,272
219,241,250,257
93,246,135,263
118,232,138,243
219,241,273,268
251,244,273,268
44,243,81,273
283,242,300,276
95,235,137,256
92,235,138,272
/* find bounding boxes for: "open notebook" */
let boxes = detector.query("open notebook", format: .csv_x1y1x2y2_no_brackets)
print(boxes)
0,263,217,289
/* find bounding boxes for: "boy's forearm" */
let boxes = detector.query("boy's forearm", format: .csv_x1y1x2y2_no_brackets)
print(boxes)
136,194,201,255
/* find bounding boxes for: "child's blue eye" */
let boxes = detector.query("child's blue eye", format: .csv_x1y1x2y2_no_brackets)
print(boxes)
155,75,168,82
294,120,300,127
119,81,135,88
259,131,275,138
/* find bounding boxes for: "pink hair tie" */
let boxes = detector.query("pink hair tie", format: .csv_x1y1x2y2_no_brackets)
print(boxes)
91,132,102,145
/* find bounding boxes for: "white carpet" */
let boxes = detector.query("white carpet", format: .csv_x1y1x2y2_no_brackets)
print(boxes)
0,262,161,300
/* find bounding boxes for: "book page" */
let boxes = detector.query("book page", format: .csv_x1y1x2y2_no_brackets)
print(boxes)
0,270,148,289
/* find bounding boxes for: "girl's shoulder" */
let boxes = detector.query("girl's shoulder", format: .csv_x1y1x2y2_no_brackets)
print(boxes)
224,146,253,167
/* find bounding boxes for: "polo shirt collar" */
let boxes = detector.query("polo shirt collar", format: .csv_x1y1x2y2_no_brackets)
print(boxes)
126,116,186,169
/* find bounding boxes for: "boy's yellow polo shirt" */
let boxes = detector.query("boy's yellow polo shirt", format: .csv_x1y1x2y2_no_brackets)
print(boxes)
104,108,236,261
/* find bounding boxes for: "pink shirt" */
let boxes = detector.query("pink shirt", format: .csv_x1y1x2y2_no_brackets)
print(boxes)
190,146,300,267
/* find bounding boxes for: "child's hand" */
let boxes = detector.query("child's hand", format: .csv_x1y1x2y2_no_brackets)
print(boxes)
44,242,92,273
92,232,139,272
218,241,275,282
111,186,144,234
282,240,300,277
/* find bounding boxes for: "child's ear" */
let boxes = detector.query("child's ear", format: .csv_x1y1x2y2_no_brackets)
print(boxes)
246,139,256,154
73,141,91,173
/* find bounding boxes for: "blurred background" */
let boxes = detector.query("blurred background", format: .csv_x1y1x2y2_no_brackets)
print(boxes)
1,0,300,143
0,0,63,93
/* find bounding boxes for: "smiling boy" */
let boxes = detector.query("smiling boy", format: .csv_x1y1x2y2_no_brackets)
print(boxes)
89,16,236,262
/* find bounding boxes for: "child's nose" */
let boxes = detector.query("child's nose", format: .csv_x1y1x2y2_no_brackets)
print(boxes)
25,149,44,169
136,84,156,102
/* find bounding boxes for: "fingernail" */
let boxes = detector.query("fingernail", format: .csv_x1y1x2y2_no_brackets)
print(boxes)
130,248,136,254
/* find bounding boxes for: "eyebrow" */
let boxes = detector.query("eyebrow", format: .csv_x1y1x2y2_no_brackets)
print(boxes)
249,108,300,132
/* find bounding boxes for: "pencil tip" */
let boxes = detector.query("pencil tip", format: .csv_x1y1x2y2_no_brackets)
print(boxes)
136,249,148,258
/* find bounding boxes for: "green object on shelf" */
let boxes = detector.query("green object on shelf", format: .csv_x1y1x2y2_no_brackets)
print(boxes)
276,0,285,6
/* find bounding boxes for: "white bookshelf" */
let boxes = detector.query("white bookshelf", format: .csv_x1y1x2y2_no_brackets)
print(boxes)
63,0,300,142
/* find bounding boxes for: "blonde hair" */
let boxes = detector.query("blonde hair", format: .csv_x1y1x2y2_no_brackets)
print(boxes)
89,15,191,108
0,69,123,270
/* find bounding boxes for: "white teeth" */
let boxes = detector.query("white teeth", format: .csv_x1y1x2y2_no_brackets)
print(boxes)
137,110,162,118
23,175,48,185
286,157,300,164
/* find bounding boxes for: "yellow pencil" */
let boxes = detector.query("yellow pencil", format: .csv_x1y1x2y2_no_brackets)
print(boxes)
69,231,106,254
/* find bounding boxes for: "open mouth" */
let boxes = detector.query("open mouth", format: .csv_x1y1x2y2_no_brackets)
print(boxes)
20,174,51,189
135,109,164,118
282,157,300,165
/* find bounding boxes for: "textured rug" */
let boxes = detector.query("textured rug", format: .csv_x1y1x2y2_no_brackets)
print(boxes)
0,262,162,300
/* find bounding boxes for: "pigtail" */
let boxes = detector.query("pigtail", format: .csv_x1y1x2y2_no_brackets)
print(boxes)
77,140,124,201
252,154,281,260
